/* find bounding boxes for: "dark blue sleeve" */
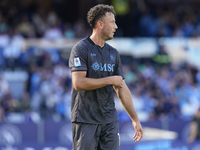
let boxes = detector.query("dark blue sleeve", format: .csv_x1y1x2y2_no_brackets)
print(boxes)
69,44,88,72
114,51,124,78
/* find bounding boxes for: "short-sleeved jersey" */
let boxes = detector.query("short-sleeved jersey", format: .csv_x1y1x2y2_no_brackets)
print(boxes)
69,37,124,124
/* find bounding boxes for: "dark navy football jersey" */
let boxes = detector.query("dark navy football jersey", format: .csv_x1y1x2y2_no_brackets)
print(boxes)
69,37,124,124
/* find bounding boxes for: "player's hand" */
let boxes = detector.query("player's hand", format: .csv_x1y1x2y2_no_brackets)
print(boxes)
112,76,123,88
132,121,143,142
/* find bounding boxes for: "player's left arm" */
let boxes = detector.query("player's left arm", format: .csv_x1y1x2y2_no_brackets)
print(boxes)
187,121,198,143
113,80,143,142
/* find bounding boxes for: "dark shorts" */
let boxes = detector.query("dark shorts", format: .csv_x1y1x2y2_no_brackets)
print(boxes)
72,121,120,150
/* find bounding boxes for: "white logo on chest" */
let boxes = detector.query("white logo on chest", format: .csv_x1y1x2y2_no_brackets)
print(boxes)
91,61,115,72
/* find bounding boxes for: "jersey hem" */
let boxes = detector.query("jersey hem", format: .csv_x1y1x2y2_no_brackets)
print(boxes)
71,119,118,125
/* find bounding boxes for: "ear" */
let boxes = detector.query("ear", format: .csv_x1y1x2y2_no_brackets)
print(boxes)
97,20,103,29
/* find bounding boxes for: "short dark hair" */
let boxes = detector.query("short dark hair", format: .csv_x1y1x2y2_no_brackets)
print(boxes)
87,4,116,28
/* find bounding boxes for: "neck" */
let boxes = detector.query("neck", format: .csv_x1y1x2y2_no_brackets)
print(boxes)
90,31,105,48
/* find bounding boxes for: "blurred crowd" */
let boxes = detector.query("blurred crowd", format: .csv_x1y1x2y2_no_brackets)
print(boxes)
0,0,200,123
0,47,73,122
115,58,200,122
1,0,200,39
1,46,200,123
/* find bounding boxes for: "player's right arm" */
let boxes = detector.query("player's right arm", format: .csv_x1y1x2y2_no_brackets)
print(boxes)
72,71,123,91
70,43,123,90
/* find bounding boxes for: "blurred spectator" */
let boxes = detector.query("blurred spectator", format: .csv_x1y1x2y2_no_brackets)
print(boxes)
0,27,9,48
0,75,10,99
56,87,71,121
64,23,75,39
43,22,62,40
152,46,171,64
18,15,36,38
18,92,31,113
43,12,63,40
32,8,48,37
73,19,90,38
3,29,24,69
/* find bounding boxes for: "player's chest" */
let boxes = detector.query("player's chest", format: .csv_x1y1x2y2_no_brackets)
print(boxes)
88,50,116,73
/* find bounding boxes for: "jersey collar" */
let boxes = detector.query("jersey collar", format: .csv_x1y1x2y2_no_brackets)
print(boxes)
87,36,107,50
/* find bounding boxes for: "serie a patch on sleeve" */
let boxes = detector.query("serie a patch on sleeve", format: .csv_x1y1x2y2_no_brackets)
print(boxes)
74,57,81,67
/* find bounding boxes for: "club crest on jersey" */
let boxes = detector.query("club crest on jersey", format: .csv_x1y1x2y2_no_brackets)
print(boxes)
110,54,115,61
74,57,81,67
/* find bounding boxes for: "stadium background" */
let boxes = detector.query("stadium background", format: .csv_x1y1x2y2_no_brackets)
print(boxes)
0,0,200,149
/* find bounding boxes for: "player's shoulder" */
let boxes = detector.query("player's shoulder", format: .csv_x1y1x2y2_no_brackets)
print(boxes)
105,42,119,54
74,38,88,48
72,37,89,51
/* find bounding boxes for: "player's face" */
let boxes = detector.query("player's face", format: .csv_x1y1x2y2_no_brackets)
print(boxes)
101,12,118,41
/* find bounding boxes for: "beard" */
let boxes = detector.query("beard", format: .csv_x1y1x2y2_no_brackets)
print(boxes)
104,33,114,41
101,28,115,41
